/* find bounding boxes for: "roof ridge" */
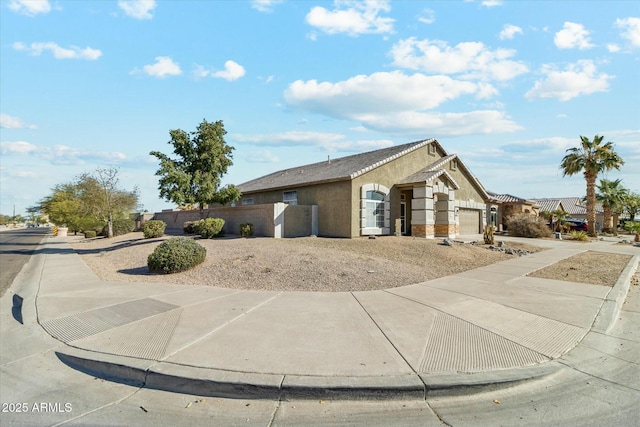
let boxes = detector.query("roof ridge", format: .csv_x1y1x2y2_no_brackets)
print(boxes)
349,138,436,179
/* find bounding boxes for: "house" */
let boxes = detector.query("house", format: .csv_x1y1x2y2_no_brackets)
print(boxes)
487,192,540,231
530,197,610,231
237,138,491,238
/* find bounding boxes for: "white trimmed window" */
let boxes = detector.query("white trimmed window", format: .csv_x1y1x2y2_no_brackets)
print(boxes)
366,191,385,228
360,183,390,235
283,191,297,205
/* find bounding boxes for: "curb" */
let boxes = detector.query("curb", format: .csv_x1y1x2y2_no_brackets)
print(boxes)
591,254,639,335
55,347,560,401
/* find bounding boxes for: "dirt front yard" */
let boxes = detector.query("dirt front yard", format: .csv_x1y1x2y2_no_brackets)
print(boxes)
527,251,633,286
69,233,544,292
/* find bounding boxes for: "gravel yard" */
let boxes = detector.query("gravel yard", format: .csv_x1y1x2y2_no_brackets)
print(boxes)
527,251,633,286
69,232,545,292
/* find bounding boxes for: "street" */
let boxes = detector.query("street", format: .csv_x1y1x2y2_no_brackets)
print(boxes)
0,227,48,298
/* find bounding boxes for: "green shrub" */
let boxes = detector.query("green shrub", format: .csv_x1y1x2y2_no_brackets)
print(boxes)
570,230,589,241
114,218,136,236
240,223,255,238
143,220,167,238
100,218,136,237
506,213,553,238
197,218,225,239
183,221,199,234
147,237,206,274
84,230,97,238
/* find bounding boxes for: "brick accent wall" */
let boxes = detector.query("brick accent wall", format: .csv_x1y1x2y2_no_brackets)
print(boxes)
412,224,435,238
435,224,456,236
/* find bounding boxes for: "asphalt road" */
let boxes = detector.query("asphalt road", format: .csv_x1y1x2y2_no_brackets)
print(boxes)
0,227,48,298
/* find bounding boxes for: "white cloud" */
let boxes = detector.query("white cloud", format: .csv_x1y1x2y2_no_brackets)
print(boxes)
118,0,156,20
607,43,621,53
284,71,482,116
251,0,283,13
8,0,50,16
193,61,246,81
137,56,182,77
235,131,394,152
418,8,435,25
525,60,612,101
352,110,522,136
283,71,521,136
390,37,528,81
1,141,128,165
0,114,36,129
501,136,577,155
616,17,640,48
243,149,280,163
0,141,39,154
499,24,523,40
554,22,594,50
306,0,394,36
212,60,246,81
13,42,102,60
481,1,502,7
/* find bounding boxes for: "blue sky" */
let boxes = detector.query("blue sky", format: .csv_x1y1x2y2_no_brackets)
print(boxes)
1,0,639,216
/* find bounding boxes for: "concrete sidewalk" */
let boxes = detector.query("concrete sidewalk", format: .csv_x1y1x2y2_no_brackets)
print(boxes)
10,234,639,400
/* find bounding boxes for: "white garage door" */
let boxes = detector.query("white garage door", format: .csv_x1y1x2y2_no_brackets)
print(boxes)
459,209,481,234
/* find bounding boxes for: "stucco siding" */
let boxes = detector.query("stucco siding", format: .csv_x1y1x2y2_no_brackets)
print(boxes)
352,144,437,237
241,180,352,237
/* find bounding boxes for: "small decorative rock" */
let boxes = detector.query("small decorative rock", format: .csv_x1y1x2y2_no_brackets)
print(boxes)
441,238,454,246
498,241,505,247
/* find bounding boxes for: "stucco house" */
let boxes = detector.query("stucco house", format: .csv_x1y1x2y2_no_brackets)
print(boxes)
237,138,491,238
486,192,540,231
531,197,610,232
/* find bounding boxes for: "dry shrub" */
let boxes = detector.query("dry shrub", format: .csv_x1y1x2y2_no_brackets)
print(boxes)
506,213,552,238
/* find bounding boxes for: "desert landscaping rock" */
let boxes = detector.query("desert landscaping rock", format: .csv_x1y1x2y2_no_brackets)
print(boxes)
527,251,633,286
70,232,545,292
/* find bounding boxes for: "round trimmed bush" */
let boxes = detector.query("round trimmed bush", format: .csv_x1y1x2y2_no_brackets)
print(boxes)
197,218,225,239
147,237,206,274
143,220,166,238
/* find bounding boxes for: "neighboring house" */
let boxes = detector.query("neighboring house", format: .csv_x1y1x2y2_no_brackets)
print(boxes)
487,192,540,231
237,138,491,238
530,197,609,231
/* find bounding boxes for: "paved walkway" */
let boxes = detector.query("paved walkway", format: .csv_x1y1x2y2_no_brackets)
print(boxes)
9,234,639,399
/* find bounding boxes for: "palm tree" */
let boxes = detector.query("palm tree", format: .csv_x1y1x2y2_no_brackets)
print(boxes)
560,135,625,236
596,179,628,233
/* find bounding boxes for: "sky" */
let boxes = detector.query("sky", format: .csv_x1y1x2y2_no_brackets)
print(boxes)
1,0,639,217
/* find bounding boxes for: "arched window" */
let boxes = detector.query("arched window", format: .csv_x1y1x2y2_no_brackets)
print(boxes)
360,183,390,235
366,190,385,228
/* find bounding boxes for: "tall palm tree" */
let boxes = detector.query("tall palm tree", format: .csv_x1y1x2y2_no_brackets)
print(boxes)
560,135,625,236
596,179,628,233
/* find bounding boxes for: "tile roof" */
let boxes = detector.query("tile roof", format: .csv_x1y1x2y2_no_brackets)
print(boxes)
487,192,536,204
529,198,563,212
530,197,604,215
238,138,437,193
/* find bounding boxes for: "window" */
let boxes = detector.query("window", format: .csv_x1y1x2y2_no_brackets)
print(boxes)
365,190,385,228
450,160,458,171
241,198,254,205
283,191,297,205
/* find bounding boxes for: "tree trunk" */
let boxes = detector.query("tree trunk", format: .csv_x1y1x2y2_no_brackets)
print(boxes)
107,213,114,238
585,172,597,237
602,205,612,233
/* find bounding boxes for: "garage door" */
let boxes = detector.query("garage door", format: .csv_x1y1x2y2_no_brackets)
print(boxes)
459,209,481,234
